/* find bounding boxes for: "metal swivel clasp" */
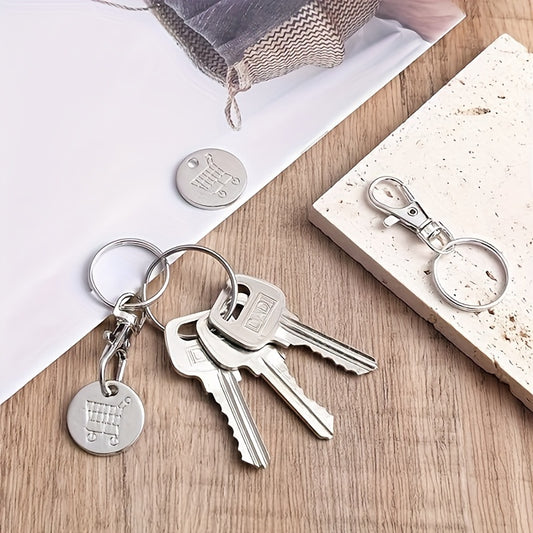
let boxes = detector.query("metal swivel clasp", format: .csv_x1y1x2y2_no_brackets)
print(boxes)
99,293,145,396
367,176,510,312
367,176,455,254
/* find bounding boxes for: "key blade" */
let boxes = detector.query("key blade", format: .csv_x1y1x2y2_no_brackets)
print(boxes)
278,314,377,375
254,346,334,440
202,369,270,468
198,316,333,440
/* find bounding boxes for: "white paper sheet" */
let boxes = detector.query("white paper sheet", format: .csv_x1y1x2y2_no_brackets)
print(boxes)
0,0,463,404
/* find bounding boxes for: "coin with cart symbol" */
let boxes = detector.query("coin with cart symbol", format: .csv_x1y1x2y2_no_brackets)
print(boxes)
176,148,247,209
67,380,144,456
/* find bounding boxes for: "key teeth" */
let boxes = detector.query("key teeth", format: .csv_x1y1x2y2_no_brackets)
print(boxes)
279,315,377,374
210,371,270,469
211,394,269,469
314,352,378,375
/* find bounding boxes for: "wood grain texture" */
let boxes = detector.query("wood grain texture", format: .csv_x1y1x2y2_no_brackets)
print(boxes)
1,2,532,532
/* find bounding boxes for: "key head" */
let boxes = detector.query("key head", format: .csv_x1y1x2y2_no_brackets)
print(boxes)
165,312,223,378
208,274,286,350
197,316,265,372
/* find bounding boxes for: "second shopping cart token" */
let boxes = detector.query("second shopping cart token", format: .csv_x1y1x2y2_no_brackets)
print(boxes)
176,148,247,209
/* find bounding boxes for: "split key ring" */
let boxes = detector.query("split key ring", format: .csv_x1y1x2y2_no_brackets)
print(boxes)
142,244,240,331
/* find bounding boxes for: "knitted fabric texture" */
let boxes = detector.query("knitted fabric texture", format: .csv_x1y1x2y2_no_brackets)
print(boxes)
152,0,381,128
152,0,462,128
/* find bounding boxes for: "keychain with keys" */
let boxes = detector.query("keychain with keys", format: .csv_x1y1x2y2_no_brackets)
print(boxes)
142,245,270,468
367,176,510,311
67,239,170,456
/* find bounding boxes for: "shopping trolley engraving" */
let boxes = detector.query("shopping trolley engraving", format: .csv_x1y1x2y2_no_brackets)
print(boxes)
85,396,132,446
190,153,241,198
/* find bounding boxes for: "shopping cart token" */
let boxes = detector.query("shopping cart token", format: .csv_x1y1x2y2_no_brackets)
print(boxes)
176,148,247,209
67,380,144,456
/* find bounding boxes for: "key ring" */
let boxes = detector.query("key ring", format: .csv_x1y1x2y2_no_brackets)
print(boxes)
368,176,510,312
142,244,240,331
88,238,170,310
433,237,510,311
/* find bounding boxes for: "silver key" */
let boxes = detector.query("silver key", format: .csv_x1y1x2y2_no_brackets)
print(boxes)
208,274,377,375
196,316,334,440
165,311,270,468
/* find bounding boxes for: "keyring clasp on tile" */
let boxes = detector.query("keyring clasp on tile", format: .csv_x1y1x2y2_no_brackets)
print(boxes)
368,176,455,254
367,176,510,312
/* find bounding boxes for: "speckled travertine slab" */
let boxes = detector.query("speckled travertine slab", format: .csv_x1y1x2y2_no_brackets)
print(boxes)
310,35,533,410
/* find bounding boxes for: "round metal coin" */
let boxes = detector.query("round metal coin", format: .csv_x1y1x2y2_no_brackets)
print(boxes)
67,380,144,456
176,148,247,209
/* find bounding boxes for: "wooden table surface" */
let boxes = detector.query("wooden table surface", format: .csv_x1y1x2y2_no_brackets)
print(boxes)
1,2,532,532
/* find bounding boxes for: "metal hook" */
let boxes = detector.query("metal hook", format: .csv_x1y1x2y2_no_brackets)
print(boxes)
367,176,455,254
99,293,144,396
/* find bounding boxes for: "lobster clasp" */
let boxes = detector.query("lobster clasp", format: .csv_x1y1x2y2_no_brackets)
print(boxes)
367,176,455,254
99,293,145,396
